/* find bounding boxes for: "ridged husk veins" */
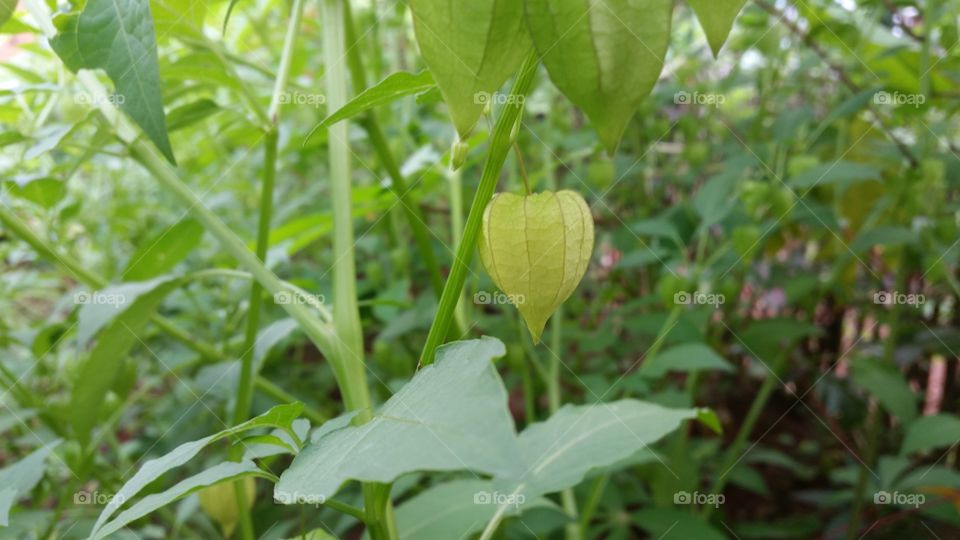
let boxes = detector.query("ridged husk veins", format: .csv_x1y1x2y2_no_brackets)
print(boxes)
478,190,594,342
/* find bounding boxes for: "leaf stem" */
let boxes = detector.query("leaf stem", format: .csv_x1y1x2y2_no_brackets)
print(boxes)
418,51,540,368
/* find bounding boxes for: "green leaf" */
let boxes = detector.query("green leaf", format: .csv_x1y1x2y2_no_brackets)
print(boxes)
305,71,435,143
392,479,556,540
76,275,180,345
0,0,15,29
275,338,519,503
4,177,66,209
92,461,264,540
166,98,220,132
122,219,204,280
632,508,726,540
525,0,672,152
409,0,531,138
639,342,733,378
687,0,748,56
850,226,917,252
0,442,60,526
787,161,878,189
71,278,180,443
901,414,960,455
851,358,917,424
495,400,703,499
91,403,303,536
50,0,176,163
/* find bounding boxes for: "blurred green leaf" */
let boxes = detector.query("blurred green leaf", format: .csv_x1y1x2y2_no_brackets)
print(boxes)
901,414,960,455
687,0,747,56
122,219,203,280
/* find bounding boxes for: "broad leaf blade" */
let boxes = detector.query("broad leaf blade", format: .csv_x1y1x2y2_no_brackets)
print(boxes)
92,461,264,540
639,343,733,378
409,0,531,137
91,403,303,534
50,0,176,163
71,278,180,444
901,414,960,455
499,400,701,498
0,442,60,526
275,337,519,502
122,219,204,280
525,0,672,152
687,0,748,56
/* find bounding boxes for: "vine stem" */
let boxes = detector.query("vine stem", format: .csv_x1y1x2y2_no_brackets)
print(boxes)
418,51,541,368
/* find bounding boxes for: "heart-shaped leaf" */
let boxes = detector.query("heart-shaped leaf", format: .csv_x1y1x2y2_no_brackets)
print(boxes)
687,0,747,56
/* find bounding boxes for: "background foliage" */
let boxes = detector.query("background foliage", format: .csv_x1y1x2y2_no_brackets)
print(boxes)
1,0,959,538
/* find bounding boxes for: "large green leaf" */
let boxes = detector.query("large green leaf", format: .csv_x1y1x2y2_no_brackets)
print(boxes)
901,414,960,455
91,403,303,535
275,338,520,502
409,0,531,138
639,342,733,377
391,479,556,540
495,400,703,499
50,0,176,163
71,278,180,444
0,0,15,29
122,219,204,280
0,442,60,527
687,0,748,56
525,0,672,152
851,358,917,424
91,461,265,540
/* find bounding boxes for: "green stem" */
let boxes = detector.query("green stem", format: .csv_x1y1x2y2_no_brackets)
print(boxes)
341,0,446,300
704,349,789,519
549,311,580,540
0,206,327,423
321,1,394,538
845,252,908,539
418,51,540,368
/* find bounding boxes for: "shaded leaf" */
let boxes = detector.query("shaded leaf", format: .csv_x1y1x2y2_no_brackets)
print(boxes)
687,0,748,56
639,342,733,378
275,338,519,502
50,0,176,163
122,220,204,280
0,441,60,526
901,414,960,455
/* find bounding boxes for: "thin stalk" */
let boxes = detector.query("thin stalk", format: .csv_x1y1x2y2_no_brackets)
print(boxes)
845,253,908,539
0,206,327,422
549,311,580,540
321,1,394,538
342,0,446,300
418,51,540,368
704,348,789,519
448,164,468,335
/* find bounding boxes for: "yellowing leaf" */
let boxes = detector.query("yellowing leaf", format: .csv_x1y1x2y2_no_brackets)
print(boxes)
478,190,594,342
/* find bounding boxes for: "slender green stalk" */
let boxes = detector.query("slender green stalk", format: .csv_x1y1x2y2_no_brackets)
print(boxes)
845,253,908,539
549,311,581,540
418,51,540,368
341,1,446,300
321,1,395,537
704,348,789,519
